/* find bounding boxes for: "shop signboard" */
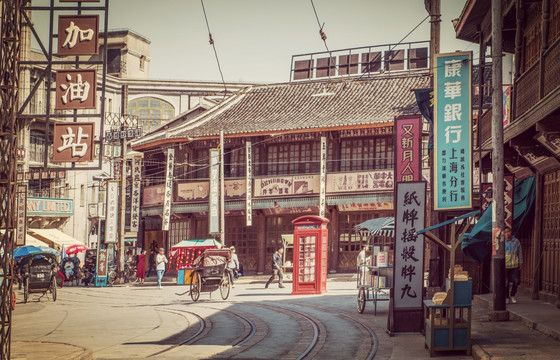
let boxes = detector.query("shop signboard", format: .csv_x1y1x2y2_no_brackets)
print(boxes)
319,136,327,217
326,170,393,193
143,184,165,206
162,149,174,231
246,141,253,226
434,51,472,210
254,175,320,197
394,116,422,182
393,181,426,309
57,15,99,56
27,197,73,216
16,185,27,246
105,181,118,243
55,69,97,110
53,122,95,162
130,158,142,232
209,149,220,234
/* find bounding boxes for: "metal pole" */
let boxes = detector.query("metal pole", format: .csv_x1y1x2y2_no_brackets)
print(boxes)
220,130,225,245
118,85,128,277
491,0,507,316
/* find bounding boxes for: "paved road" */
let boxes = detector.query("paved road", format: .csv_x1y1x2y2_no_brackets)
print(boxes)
12,280,472,359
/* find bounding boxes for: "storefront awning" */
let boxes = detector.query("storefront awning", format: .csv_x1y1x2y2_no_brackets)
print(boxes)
27,228,83,251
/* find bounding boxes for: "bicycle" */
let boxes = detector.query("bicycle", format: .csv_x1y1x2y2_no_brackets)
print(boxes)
108,262,137,285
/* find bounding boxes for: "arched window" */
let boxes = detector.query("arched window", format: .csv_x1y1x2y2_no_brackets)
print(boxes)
128,97,175,133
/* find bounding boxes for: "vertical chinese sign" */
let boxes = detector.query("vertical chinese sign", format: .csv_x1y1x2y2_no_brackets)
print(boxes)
162,149,174,231
434,52,472,210
209,149,220,233
246,142,253,226
395,116,422,182
389,181,426,334
16,185,27,246
105,181,118,244
319,136,327,217
130,158,142,233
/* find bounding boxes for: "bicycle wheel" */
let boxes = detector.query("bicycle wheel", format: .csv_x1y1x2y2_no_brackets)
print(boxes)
357,287,366,314
23,278,29,304
220,273,231,300
51,277,57,302
190,271,201,302
127,266,137,283
109,269,119,285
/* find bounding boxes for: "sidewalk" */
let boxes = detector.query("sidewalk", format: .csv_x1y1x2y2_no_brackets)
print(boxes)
470,290,560,359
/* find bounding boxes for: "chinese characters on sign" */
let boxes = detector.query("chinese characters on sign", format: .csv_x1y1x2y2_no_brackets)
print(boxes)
394,182,426,309
395,116,422,182
209,149,220,233
246,142,253,226
53,122,94,162
162,149,175,231
319,136,327,217
16,185,27,246
57,15,99,56
55,69,97,110
326,170,393,193
434,52,472,210
130,158,142,232
105,181,118,244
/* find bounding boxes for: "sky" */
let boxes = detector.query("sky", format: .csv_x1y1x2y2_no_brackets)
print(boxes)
33,0,474,84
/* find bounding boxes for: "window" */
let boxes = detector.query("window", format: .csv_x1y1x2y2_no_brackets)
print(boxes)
30,130,48,163
170,221,189,247
339,213,372,252
80,185,85,207
226,217,258,256
128,97,174,132
267,142,320,175
193,149,209,179
225,147,246,178
140,55,146,71
340,137,394,171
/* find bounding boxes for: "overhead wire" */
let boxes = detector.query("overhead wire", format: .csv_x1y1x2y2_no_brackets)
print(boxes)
201,0,228,99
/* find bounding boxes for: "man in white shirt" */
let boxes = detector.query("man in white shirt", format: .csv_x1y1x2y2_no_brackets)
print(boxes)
156,247,168,289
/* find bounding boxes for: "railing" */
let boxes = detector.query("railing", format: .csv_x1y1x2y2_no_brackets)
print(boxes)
515,60,540,117
543,37,560,97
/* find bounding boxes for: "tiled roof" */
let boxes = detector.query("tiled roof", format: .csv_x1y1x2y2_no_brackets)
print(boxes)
132,73,430,148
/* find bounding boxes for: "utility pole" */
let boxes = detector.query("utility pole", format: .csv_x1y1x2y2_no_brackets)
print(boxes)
118,85,128,277
491,0,507,318
220,130,225,245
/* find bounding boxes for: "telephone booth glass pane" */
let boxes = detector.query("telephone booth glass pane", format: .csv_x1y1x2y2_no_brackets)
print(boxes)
299,235,316,282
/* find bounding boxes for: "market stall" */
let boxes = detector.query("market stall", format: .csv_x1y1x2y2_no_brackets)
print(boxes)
169,239,224,284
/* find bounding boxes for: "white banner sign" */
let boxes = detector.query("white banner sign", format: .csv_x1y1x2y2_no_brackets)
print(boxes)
209,149,220,233
246,142,253,226
105,181,119,243
162,149,174,231
319,136,327,217
394,181,426,309
130,158,142,232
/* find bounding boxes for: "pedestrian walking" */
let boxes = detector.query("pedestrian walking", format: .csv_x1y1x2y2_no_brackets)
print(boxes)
265,247,285,288
227,246,239,288
146,250,156,278
136,250,146,284
504,227,522,304
156,247,168,289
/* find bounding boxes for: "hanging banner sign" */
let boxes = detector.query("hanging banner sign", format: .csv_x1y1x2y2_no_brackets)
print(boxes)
209,149,220,233
162,149,174,231
105,181,118,244
395,116,422,182
16,185,28,246
130,158,142,232
434,51,472,210
393,181,426,309
319,136,327,217
246,142,253,226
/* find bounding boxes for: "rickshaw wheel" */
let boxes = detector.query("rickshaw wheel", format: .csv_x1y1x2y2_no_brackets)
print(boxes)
357,287,366,314
220,273,230,300
51,277,57,302
23,278,29,304
190,271,201,302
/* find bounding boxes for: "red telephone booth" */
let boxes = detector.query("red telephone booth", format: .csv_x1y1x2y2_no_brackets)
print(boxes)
292,215,329,295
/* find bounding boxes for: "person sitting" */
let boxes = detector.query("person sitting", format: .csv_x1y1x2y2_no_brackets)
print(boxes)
64,259,75,280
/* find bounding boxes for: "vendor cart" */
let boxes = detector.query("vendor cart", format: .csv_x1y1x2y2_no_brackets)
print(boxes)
357,263,392,315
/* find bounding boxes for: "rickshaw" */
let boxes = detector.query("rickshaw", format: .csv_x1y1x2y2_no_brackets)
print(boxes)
20,251,58,303
189,248,232,302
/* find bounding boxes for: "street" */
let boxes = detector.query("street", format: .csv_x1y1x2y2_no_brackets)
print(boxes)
12,277,472,360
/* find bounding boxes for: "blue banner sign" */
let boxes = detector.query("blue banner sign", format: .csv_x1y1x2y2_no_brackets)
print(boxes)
434,52,472,210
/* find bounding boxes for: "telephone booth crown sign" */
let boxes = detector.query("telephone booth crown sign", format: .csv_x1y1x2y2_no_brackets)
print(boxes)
291,215,329,295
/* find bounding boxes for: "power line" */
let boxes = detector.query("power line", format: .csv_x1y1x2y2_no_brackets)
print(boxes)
201,0,228,98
